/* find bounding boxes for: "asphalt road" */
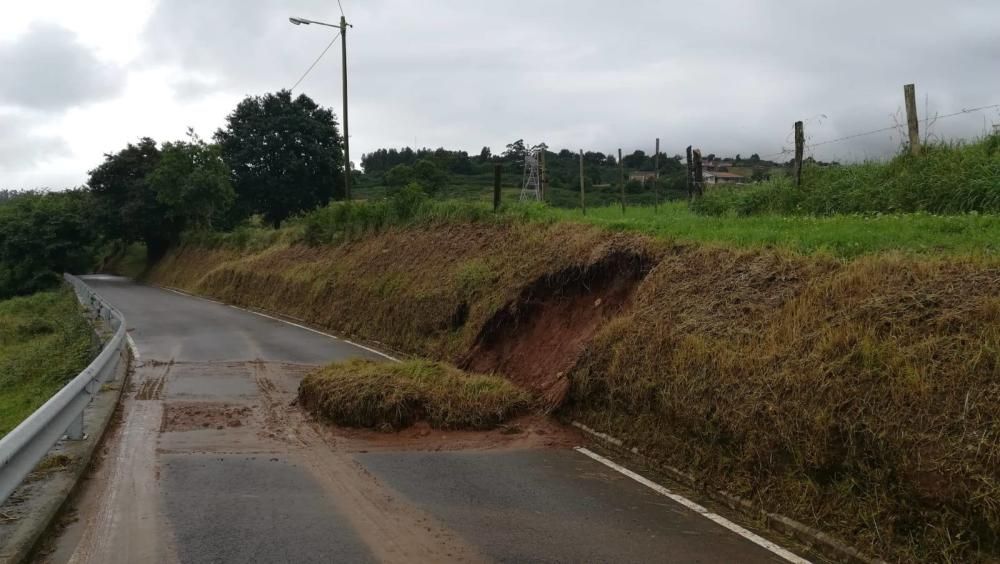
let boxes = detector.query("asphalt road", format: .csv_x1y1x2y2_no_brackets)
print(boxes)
43,276,805,564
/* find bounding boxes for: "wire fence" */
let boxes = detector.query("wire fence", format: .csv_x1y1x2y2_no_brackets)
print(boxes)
761,102,1000,160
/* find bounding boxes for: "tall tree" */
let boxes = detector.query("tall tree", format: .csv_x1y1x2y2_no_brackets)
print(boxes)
215,90,344,227
0,190,98,298
477,146,492,163
622,150,648,169
87,138,171,260
147,130,235,231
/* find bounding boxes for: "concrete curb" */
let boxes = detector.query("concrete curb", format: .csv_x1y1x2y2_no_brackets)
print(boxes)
571,421,886,564
0,343,132,564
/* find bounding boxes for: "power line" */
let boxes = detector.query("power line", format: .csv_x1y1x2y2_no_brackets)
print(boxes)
763,102,1000,158
289,30,341,92
337,0,345,17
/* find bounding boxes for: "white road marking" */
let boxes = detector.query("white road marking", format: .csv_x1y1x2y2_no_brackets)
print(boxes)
161,287,224,305
125,334,140,362
574,447,811,564
159,285,400,363
238,307,401,363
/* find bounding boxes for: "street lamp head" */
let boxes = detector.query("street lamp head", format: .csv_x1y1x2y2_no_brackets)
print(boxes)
289,17,309,25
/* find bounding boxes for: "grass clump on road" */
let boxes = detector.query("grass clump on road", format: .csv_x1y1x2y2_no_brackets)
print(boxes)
0,287,94,437
299,359,532,431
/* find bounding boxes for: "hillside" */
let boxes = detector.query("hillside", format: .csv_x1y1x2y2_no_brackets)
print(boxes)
146,216,1000,562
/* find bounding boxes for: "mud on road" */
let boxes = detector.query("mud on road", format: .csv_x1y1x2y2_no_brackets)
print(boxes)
42,357,581,564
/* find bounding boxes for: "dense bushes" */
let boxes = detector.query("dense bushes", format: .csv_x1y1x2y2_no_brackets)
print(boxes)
693,135,1000,216
0,191,100,299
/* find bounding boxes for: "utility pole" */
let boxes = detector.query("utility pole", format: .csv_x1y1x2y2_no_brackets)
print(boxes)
579,149,586,215
289,15,353,200
340,15,351,200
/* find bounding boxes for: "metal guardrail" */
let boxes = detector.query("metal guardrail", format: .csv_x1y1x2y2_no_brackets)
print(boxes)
0,274,128,505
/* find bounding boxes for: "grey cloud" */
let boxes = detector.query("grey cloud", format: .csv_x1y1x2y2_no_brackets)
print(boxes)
120,0,1000,163
0,23,126,111
171,76,221,101
0,114,71,172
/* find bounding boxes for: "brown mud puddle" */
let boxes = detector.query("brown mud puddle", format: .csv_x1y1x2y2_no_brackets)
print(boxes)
160,402,252,432
324,415,581,453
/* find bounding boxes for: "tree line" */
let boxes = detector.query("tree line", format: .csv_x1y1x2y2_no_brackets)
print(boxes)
358,140,789,204
0,90,345,299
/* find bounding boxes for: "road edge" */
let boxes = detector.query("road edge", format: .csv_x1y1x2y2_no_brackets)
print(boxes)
571,421,886,564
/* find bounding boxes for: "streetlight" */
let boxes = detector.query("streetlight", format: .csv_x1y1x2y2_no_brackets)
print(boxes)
289,14,353,200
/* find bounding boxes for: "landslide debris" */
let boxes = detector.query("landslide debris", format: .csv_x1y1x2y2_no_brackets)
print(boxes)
298,359,532,431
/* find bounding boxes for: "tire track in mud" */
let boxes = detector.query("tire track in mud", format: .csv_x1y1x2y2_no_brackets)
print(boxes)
251,361,486,564
135,361,170,400
63,361,176,564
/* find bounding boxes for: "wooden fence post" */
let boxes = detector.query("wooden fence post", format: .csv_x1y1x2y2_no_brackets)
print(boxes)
692,149,703,198
793,120,804,187
618,148,625,213
579,149,586,215
685,145,694,199
904,83,920,156
493,164,501,213
654,137,660,210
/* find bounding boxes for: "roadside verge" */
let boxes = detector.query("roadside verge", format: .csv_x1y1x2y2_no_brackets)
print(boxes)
0,281,134,564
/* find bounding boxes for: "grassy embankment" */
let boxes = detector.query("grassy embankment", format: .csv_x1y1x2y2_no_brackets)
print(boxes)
0,288,94,437
145,136,1000,562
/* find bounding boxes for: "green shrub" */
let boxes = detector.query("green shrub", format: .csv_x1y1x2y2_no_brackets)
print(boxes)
694,134,1000,216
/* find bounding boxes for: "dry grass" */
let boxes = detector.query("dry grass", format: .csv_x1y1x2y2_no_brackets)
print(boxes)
148,222,661,360
149,222,1000,562
567,251,1000,562
298,359,532,430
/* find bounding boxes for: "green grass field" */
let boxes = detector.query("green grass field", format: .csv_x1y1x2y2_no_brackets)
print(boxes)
549,202,1000,257
192,194,1000,260
333,135,1000,259
0,287,95,437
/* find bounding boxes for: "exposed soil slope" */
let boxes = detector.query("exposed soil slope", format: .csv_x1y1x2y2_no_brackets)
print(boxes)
463,251,651,408
147,223,1000,563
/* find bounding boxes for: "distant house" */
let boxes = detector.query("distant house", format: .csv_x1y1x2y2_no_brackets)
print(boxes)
704,171,747,185
703,161,730,172
628,171,657,183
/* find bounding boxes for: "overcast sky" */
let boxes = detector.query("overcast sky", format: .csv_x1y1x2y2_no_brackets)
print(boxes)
2,0,999,189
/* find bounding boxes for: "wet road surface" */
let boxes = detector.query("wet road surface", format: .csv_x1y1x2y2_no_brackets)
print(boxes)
42,276,804,564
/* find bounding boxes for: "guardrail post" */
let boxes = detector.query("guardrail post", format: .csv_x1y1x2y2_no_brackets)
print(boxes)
67,412,85,440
